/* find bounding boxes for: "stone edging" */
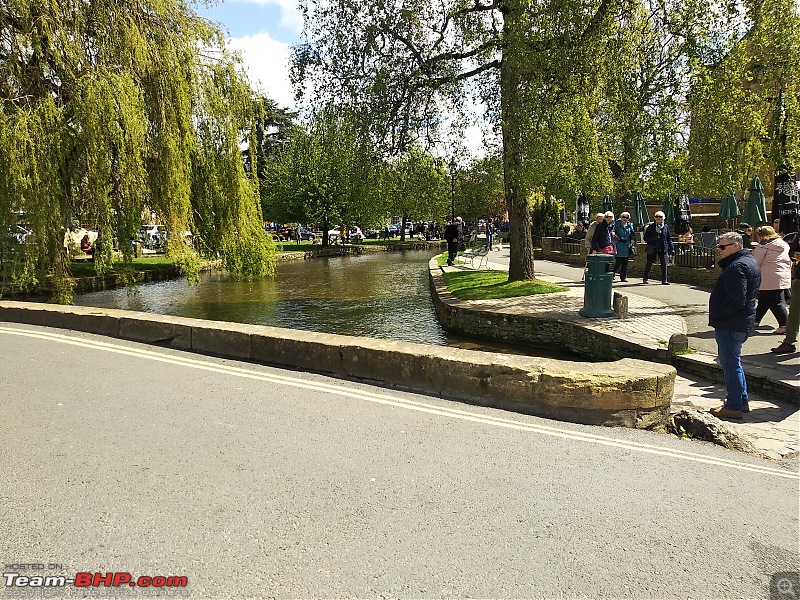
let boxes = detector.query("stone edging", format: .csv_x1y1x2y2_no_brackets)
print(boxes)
0,299,675,429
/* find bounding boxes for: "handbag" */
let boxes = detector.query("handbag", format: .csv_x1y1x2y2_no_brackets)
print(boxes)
629,242,637,257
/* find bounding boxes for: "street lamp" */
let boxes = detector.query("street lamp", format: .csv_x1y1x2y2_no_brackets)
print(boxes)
449,160,456,222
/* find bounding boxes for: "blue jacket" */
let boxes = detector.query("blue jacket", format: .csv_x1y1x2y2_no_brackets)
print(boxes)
591,220,613,251
643,222,675,255
613,219,634,258
708,249,761,332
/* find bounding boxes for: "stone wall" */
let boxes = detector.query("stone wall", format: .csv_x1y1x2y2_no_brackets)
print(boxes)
0,300,675,429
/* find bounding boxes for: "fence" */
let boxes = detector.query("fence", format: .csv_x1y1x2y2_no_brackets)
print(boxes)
674,244,716,268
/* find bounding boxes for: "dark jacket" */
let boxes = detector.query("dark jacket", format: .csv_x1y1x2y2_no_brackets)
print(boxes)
643,222,675,255
591,220,613,251
444,222,461,244
708,249,761,332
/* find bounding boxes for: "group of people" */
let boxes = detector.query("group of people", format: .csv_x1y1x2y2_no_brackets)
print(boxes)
572,210,675,284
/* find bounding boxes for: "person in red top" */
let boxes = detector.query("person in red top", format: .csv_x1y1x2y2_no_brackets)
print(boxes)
80,234,95,259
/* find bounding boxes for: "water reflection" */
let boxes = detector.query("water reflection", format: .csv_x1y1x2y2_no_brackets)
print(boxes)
74,250,575,358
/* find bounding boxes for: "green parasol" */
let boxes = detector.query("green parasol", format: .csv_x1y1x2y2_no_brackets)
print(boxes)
719,193,741,220
601,194,614,213
662,193,676,229
742,176,768,227
631,191,649,230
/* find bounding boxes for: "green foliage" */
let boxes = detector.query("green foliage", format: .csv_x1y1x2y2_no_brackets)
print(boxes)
263,105,383,241
0,0,275,302
687,0,800,196
454,156,506,221
381,146,450,228
530,194,562,238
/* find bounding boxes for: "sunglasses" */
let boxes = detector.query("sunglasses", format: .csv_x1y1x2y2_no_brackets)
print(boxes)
655,216,664,219
717,244,734,250
621,216,629,219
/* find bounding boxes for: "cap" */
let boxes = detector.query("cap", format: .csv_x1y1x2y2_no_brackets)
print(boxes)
456,216,462,222
738,222,751,230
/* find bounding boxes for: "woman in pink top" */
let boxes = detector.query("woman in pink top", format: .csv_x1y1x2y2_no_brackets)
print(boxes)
752,226,791,334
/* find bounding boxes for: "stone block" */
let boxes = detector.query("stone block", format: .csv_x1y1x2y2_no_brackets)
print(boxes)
251,329,347,375
192,321,255,359
613,292,628,318
0,301,121,337
668,333,689,354
119,313,193,349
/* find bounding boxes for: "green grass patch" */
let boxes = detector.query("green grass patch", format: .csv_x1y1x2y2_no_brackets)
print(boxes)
442,270,567,300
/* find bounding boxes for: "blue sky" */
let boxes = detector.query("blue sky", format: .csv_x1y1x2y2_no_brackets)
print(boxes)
194,0,304,109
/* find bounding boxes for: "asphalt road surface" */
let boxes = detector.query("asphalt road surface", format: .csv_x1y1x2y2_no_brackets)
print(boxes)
1,323,798,599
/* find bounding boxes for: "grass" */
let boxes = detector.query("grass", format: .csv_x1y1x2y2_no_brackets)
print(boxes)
442,269,567,300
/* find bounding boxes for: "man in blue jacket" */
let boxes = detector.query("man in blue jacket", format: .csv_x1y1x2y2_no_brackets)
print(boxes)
708,231,762,419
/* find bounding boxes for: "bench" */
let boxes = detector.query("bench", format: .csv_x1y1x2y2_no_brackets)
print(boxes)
456,244,490,269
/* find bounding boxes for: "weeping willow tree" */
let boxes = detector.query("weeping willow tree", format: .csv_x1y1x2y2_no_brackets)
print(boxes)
0,0,275,302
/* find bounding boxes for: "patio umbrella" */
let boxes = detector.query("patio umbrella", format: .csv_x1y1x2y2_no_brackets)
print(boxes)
661,193,676,229
601,194,614,213
742,175,768,227
560,206,567,225
719,192,741,220
631,191,649,230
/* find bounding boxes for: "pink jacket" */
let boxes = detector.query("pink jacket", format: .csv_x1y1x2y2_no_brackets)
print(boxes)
751,238,791,290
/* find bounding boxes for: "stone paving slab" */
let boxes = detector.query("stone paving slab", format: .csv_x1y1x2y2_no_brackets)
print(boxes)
443,250,799,460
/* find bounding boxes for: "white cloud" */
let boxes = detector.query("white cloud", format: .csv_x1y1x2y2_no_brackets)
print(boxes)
227,32,296,109
227,0,304,36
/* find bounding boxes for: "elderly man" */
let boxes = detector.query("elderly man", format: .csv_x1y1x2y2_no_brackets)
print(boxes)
708,231,761,419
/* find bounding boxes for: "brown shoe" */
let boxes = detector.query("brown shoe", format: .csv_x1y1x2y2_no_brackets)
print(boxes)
771,342,797,354
710,406,743,420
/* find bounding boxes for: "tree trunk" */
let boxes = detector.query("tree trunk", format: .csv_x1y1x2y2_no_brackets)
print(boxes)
500,2,536,281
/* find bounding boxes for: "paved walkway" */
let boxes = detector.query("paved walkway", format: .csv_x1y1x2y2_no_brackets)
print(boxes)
443,249,799,460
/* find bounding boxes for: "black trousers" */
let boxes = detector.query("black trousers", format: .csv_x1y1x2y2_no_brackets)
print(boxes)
447,241,459,264
755,289,788,326
643,251,667,283
613,257,629,280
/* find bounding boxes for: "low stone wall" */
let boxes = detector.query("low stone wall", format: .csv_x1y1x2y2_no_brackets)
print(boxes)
0,299,674,429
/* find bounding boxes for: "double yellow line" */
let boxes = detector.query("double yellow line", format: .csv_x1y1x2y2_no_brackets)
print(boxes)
1,324,797,480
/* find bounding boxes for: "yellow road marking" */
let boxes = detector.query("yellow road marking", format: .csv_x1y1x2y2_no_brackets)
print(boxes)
1,324,797,480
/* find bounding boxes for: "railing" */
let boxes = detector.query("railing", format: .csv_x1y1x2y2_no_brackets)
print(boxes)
674,244,716,268
563,241,583,255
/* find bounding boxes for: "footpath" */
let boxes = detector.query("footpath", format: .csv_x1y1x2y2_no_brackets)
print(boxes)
447,249,799,460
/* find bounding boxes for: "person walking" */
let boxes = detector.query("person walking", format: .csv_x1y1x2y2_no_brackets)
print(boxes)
772,231,800,354
585,213,604,253
613,212,634,281
444,217,463,266
591,211,615,255
752,225,791,335
708,232,761,420
486,220,495,249
642,211,675,284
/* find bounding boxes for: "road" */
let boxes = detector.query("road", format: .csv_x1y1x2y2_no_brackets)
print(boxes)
1,323,798,599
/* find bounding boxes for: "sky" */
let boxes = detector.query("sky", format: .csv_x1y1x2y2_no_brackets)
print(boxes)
196,0,303,110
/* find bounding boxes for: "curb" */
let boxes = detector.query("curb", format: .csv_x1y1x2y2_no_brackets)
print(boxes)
0,300,675,429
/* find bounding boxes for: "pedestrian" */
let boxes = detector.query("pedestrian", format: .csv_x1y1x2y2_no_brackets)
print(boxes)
567,222,587,242
737,222,752,248
613,212,634,281
486,220,495,249
772,231,800,354
444,216,463,266
585,213,603,253
708,231,761,420
752,225,791,335
591,211,615,254
642,211,675,284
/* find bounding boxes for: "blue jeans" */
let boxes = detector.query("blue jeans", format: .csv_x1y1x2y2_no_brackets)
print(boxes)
714,329,749,410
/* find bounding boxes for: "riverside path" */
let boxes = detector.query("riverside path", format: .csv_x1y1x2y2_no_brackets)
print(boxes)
1,323,798,599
